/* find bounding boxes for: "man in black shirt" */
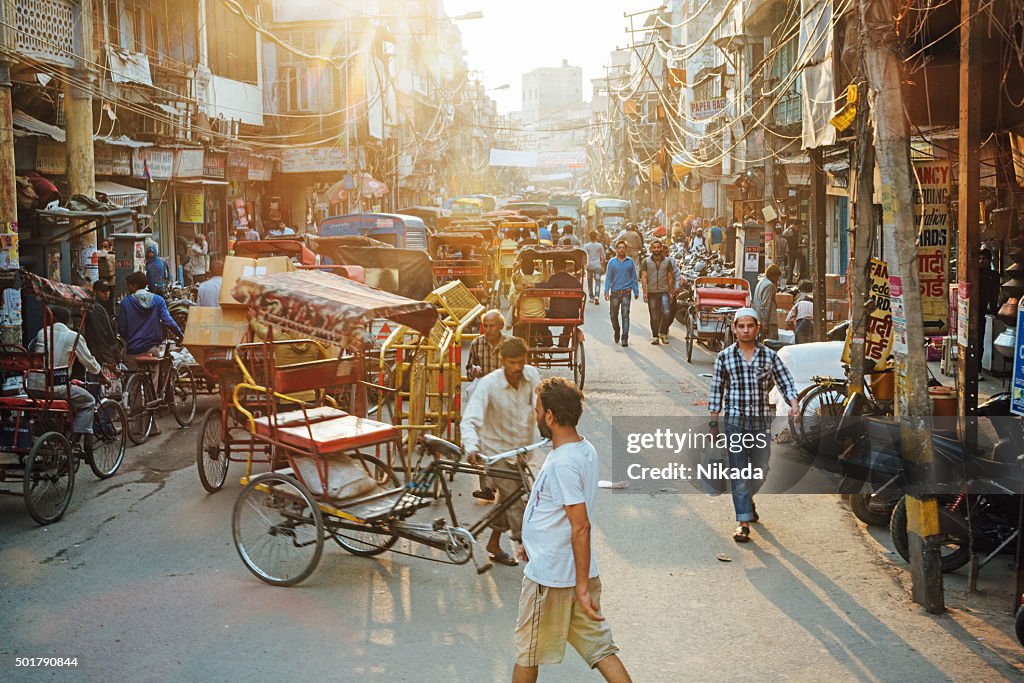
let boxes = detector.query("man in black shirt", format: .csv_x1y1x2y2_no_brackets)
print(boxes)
83,280,119,366
543,259,583,347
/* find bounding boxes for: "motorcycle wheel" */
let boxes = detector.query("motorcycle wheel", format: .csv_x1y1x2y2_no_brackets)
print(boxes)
890,497,971,573
849,493,897,527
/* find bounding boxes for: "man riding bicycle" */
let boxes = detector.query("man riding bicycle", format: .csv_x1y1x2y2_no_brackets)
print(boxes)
118,270,183,356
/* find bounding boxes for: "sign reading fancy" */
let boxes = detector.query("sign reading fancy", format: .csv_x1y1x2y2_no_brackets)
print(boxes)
913,159,952,333
843,257,893,371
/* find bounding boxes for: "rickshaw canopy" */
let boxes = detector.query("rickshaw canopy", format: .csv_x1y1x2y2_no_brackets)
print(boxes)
20,269,94,310
231,269,438,348
429,231,488,249
515,246,588,270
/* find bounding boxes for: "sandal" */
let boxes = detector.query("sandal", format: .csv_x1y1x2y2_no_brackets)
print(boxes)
489,551,519,566
733,526,751,543
472,488,496,501
751,502,759,524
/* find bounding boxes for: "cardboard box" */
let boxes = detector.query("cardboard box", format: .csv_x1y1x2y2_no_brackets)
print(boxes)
97,253,116,279
775,292,794,312
182,306,250,352
825,274,845,298
219,255,293,307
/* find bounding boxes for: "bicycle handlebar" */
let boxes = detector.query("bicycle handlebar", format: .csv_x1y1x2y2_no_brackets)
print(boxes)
480,439,551,466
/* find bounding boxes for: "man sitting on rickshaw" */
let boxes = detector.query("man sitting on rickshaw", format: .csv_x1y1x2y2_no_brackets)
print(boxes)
509,257,547,342
28,306,105,456
542,258,583,347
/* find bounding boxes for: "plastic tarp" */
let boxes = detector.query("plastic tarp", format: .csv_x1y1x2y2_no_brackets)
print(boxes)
329,247,435,300
20,269,94,309
768,341,846,416
231,269,437,348
800,0,837,149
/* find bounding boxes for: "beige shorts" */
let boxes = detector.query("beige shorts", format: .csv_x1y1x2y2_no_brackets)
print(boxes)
514,576,619,669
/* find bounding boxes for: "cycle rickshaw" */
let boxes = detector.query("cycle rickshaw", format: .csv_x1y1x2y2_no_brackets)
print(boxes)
510,246,587,389
429,231,497,307
681,276,751,362
0,271,127,524
224,269,548,585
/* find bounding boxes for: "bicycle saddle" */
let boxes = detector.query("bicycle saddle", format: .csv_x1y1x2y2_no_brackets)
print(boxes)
422,434,464,460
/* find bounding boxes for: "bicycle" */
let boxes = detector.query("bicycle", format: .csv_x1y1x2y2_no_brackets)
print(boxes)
123,340,197,445
790,365,894,457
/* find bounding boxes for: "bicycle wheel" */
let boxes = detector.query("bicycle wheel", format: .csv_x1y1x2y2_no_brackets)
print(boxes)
797,384,847,456
196,408,230,493
169,365,197,427
88,398,126,479
23,431,75,525
124,374,154,445
330,454,400,557
788,384,820,451
573,341,586,390
685,310,695,363
232,472,324,586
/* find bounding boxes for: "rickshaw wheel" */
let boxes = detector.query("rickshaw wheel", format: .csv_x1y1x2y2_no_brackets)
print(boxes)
445,527,474,564
196,408,229,493
233,472,324,586
685,311,695,363
24,431,75,525
330,454,399,556
88,398,126,479
169,365,198,427
573,341,586,390
124,374,154,445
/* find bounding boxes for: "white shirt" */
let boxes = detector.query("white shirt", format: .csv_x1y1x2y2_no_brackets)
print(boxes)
197,276,222,307
522,438,600,588
186,241,208,275
459,365,541,458
31,322,102,375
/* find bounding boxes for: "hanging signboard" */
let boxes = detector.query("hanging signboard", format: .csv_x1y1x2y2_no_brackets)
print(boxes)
279,147,356,174
689,96,727,121
112,146,133,176
36,140,66,174
226,152,249,181
843,257,893,370
179,189,205,224
204,152,226,179
248,156,272,182
133,148,173,179
1011,304,1024,416
174,148,204,178
913,160,952,333
94,143,113,176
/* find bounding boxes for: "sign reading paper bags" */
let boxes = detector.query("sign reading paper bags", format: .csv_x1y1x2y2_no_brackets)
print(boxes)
843,257,893,371
219,256,294,308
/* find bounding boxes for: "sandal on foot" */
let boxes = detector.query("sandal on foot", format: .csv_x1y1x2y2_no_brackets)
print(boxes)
472,488,496,501
751,502,759,524
733,526,751,543
489,551,519,566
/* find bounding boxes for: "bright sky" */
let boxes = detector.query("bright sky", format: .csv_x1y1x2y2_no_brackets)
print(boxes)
443,0,658,113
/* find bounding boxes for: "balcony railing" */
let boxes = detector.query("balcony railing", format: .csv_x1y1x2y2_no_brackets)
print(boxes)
13,0,75,68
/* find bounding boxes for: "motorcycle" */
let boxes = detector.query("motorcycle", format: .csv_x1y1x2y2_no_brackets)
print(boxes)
165,282,196,332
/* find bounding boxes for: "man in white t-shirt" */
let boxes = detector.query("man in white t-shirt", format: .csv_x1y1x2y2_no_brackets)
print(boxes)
512,377,631,682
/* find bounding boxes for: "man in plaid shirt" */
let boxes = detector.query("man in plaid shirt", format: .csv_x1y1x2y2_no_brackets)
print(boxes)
709,307,801,543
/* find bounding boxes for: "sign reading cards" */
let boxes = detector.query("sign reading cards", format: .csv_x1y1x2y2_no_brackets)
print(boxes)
843,257,893,370
913,160,952,333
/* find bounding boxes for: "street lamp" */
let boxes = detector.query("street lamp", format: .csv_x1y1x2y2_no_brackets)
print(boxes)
450,11,484,21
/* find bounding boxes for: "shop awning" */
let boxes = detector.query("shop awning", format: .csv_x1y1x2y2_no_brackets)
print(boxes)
176,179,230,186
13,109,65,141
95,180,148,209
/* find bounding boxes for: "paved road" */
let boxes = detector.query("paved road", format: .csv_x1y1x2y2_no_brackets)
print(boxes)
2,299,1022,681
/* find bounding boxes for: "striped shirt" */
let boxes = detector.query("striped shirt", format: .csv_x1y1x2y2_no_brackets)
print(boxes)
709,343,799,417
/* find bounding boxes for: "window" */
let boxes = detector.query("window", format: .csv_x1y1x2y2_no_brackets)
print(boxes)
206,0,258,84
282,66,313,113
770,36,802,126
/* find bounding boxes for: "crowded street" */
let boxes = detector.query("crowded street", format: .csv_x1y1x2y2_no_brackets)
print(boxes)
4,0,1024,680
2,302,1022,680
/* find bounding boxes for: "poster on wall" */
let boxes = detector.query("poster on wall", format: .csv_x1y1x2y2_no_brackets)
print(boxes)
0,223,18,270
179,189,205,224
913,160,952,333
843,257,893,371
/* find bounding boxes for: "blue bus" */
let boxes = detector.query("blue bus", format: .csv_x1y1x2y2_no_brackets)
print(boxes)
318,213,429,251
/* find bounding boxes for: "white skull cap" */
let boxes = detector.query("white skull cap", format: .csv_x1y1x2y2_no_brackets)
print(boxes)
733,307,759,323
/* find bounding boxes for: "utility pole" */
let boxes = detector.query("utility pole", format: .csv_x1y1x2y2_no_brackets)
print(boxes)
67,0,96,255
956,0,981,438
848,83,875,396
809,148,827,340
860,0,944,613
0,0,19,344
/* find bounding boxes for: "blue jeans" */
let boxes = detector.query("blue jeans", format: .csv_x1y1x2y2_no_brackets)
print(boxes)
609,290,631,341
647,291,671,337
587,267,602,299
724,417,771,522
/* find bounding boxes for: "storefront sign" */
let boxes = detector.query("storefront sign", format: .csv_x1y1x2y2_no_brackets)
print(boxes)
179,189,205,224
844,257,893,370
227,153,249,181
913,160,952,333
957,284,970,347
95,143,113,176
112,147,132,176
279,147,356,174
689,96,727,121
1012,304,1024,416
174,149,204,178
204,152,226,179
133,148,173,179
36,140,66,174
248,157,272,182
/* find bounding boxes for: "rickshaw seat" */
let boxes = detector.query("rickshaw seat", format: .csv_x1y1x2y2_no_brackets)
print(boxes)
0,395,69,411
132,355,162,365
695,287,750,309
252,406,349,435
274,415,399,454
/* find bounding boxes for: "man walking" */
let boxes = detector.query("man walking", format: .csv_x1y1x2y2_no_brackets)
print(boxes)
603,240,639,348
465,309,512,502
612,224,643,264
708,308,800,543
512,377,631,683
753,263,781,341
639,240,678,346
461,337,541,566
583,231,606,305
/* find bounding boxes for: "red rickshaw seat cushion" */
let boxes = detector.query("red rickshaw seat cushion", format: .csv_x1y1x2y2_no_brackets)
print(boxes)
273,415,399,453
695,287,749,309
0,396,68,411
